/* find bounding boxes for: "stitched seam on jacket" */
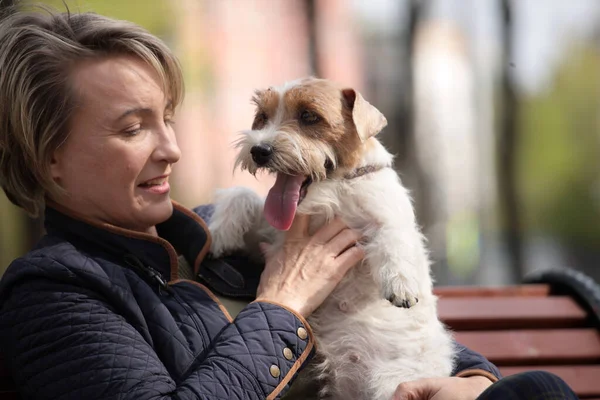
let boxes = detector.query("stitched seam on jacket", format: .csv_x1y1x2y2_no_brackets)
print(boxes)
123,374,176,398
168,290,211,375
212,356,267,398
171,280,234,323
25,254,132,293
19,255,165,343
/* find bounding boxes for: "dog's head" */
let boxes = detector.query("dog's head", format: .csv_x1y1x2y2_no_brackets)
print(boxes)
235,77,387,230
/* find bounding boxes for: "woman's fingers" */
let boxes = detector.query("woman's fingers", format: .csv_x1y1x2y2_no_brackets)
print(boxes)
334,244,365,272
256,214,366,317
312,217,348,244
327,228,362,257
286,215,352,246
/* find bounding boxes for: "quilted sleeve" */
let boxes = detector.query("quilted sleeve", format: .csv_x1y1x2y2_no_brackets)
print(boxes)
0,277,314,400
452,341,502,382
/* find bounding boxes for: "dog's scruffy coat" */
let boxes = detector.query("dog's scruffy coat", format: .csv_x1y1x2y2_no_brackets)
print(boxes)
208,77,455,400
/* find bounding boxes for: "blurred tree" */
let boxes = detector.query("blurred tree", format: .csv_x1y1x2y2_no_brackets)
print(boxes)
304,0,320,77
396,0,422,171
499,0,523,281
518,46,600,252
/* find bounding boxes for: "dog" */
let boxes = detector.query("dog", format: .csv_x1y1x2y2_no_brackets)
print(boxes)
207,77,455,400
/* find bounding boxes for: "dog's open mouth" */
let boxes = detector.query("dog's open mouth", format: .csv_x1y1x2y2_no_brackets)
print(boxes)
264,173,313,231
299,176,312,203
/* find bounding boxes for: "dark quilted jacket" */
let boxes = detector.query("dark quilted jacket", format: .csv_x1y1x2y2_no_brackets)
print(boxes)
0,202,500,400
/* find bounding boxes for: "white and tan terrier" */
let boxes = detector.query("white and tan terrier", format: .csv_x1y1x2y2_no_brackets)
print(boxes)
208,77,455,400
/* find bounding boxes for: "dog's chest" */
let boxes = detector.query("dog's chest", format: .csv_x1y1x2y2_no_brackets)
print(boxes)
299,181,375,234
304,266,390,349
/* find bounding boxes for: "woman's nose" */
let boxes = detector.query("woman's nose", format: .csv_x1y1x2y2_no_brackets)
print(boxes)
154,126,181,164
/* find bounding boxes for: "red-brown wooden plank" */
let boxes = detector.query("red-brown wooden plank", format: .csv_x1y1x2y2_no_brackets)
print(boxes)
0,380,15,397
439,296,588,330
0,392,19,400
455,329,600,365
500,365,600,397
434,284,550,298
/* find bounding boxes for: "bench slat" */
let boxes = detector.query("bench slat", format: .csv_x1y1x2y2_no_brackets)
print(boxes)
434,284,550,298
500,365,600,397
0,392,18,400
439,296,588,330
455,329,600,365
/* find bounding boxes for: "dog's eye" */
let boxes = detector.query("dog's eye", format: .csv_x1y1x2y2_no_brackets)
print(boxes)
299,110,320,125
252,111,268,130
324,158,334,171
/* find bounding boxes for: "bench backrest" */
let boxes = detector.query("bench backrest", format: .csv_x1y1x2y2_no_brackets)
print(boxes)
436,284,600,399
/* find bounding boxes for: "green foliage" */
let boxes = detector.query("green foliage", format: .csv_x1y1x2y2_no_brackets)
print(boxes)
517,45,600,247
21,0,174,37
0,196,27,275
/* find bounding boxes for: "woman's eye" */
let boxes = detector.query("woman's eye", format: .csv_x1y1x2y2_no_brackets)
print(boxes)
124,126,142,136
300,110,320,124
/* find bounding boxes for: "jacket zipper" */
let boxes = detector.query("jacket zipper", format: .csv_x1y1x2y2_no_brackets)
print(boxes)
124,254,173,296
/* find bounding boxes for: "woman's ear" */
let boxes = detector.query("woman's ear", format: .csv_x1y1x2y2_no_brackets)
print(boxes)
49,150,62,181
341,88,388,142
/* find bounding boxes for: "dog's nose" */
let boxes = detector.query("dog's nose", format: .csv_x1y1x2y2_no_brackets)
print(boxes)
250,144,273,166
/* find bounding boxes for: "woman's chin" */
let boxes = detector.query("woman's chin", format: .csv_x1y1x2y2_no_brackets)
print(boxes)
141,199,174,227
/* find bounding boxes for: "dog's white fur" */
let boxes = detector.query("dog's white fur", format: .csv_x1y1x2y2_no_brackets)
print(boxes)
208,78,455,400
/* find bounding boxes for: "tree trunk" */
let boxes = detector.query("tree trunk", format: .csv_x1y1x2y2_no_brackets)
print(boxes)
304,0,320,77
499,0,524,282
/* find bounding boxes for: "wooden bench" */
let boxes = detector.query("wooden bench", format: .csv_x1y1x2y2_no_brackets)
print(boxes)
437,268,600,399
1,269,599,399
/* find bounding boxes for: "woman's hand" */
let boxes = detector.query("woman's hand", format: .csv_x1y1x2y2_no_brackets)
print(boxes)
255,214,364,317
392,376,494,400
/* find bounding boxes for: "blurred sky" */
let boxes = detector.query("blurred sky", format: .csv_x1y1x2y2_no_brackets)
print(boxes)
353,0,600,94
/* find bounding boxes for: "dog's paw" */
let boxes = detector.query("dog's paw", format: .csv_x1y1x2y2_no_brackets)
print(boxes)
209,187,264,258
382,278,419,309
387,293,419,308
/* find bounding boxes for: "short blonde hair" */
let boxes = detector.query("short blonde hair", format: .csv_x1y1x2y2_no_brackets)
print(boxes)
0,6,184,216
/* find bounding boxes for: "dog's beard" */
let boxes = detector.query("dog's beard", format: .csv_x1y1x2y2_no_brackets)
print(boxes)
234,129,337,230
234,129,337,180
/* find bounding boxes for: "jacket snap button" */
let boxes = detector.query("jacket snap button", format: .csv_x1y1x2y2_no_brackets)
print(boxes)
283,347,294,360
297,327,308,340
270,364,281,378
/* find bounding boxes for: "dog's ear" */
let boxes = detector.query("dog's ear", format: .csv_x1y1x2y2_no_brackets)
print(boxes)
342,88,387,141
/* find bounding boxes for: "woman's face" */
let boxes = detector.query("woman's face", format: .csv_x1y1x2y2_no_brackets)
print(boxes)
50,56,181,234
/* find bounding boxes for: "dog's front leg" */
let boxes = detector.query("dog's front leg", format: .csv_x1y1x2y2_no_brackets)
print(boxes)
208,187,266,258
366,229,426,308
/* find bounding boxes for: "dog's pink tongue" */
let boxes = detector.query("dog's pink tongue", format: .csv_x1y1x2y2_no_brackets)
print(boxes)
264,173,305,231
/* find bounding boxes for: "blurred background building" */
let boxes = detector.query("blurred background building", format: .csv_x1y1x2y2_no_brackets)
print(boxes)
1,0,599,286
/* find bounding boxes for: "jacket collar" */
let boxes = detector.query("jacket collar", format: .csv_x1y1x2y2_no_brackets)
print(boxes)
43,201,212,281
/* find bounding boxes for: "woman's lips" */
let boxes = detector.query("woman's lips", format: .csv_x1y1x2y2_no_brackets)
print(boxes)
138,177,170,194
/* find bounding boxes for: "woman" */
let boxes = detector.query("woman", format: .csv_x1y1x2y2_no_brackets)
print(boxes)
0,7,576,400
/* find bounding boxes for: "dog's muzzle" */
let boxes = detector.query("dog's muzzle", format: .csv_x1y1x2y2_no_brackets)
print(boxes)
250,144,273,166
